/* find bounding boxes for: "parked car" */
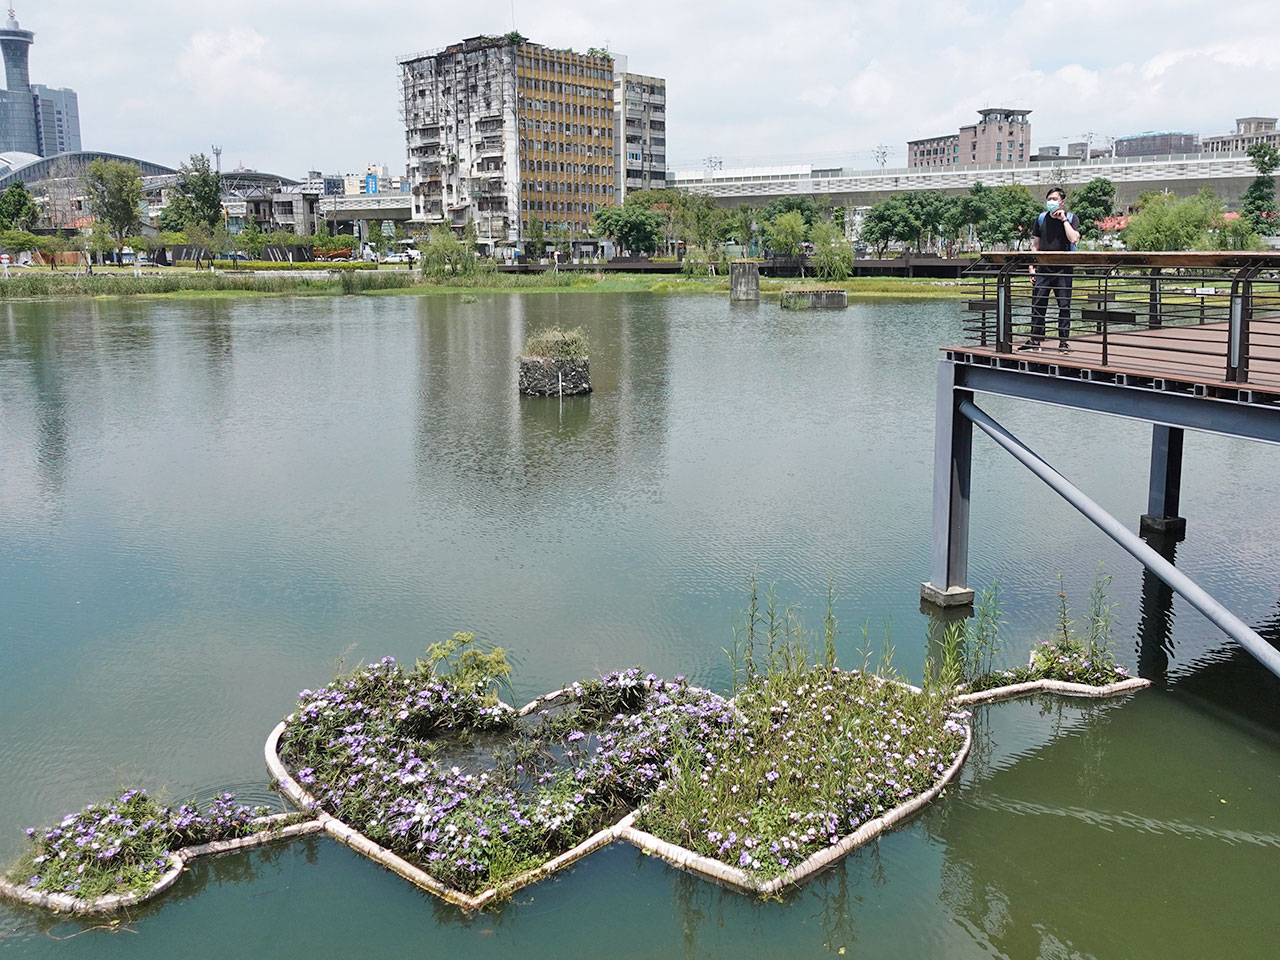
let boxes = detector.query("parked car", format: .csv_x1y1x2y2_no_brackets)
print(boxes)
384,253,408,264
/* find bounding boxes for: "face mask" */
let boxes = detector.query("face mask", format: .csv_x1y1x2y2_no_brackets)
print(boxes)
1045,199,1061,213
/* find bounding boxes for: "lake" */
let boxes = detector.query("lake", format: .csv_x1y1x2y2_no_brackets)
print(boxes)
1,291,1277,957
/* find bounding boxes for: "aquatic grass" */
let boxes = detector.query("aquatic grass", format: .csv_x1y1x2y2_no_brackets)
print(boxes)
10,790,274,900
521,325,589,360
639,575,967,880
635,667,967,879
962,566,1129,691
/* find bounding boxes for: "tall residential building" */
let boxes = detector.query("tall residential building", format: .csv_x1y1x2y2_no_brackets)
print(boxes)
612,55,666,200
1201,117,1279,154
909,107,1031,169
32,84,79,154
400,35,623,248
0,12,80,156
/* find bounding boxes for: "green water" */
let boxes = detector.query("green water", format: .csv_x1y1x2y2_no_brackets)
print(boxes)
1,293,1277,957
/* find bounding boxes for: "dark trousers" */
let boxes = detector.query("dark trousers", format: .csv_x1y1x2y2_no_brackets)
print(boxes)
1030,268,1073,342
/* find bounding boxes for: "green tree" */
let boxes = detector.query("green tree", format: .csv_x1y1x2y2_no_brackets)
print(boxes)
861,194,919,255
1070,178,1117,239
461,216,477,258
1120,190,1223,251
762,195,822,228
35,233,65,269
906,191,946,252
728,204,756,251
809,218,852,280
524,216,545,257
591,204,663,255
239,216,267,259
941,183,991,252
0,182,39,230
419,223,468,279
1241,143,1278,234
87,220,116,264
976,185,1040,249
174,153,223,231
671,192,724,249
157,191,195,232
366,221,385,259
0,229,41,256
82,159,143,250
765,209,808,260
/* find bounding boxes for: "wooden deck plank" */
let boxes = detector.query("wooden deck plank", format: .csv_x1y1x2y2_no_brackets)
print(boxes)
945,319,1280,394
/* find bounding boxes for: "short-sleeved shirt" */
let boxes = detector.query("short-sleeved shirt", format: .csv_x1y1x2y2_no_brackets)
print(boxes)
1032,210,1080,251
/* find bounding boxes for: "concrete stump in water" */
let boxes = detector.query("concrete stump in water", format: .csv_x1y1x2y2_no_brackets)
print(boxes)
729,260,760,301
518,356,591,396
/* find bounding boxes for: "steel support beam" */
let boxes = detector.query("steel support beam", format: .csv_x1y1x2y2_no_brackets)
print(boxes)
953,363,1280,446
1140,425,1186,538
922,361,975,607
958,399,1280,679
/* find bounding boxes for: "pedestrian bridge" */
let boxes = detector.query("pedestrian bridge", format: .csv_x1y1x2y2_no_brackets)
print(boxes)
925,252,1280,679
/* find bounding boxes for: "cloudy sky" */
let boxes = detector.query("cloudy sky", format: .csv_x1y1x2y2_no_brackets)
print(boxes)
24,0,1280,177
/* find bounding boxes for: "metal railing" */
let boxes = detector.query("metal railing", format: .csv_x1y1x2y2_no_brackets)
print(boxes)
960,252,1280,392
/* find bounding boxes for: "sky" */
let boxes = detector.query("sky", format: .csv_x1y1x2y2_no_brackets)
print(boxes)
22,0,1280,178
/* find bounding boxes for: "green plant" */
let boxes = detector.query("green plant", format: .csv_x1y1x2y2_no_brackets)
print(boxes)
521,325,588,359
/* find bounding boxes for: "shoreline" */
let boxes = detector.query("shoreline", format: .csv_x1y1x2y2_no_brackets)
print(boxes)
0,272,972,303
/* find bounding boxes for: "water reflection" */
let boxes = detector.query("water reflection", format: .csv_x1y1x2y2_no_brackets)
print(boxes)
411,294,671,500
1135,531,1180,687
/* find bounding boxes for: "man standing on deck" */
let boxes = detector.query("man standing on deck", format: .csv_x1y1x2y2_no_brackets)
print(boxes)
1021,186,1081,351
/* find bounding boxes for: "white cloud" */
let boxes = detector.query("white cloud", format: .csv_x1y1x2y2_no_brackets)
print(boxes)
15,0,1280,176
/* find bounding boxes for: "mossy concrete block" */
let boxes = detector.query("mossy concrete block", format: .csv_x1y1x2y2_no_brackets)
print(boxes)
730,260,760,301
518,356,591,395
780,289,848,310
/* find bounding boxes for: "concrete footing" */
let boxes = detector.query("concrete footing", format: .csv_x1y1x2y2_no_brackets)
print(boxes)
1139,513,1186,540
920,582,976,607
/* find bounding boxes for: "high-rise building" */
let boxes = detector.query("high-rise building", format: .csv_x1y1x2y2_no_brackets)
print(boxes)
401,35,644,250
612,55,666,201
0,11,81,157
32,84,79,154
909,107,1031,168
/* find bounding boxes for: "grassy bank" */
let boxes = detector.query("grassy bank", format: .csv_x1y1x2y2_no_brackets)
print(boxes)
0,269,969,302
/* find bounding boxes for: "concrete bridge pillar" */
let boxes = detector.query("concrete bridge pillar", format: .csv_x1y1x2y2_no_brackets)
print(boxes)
729,260,759,301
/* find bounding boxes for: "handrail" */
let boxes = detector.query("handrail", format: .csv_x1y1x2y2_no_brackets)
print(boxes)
957,253,1280,393
979,251,1280,269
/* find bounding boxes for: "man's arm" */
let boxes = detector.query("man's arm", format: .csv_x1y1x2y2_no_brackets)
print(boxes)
1030,236,1039,274
1063,215,1080,245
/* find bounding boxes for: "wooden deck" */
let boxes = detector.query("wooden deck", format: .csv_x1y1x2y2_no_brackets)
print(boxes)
948,318,1280,398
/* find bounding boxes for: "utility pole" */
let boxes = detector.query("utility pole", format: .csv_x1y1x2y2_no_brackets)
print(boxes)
212,145,222,175
873,144,889,169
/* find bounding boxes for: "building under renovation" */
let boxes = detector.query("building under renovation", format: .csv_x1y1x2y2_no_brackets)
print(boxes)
400,35,664,251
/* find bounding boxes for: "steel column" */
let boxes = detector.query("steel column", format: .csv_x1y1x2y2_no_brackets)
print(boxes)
958,399,1280,679
1140,425,1186,538
922,361,975,606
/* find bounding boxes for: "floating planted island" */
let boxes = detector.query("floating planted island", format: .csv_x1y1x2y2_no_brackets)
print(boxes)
517,325,591,396
0,791,318,914
4,576,1149,914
